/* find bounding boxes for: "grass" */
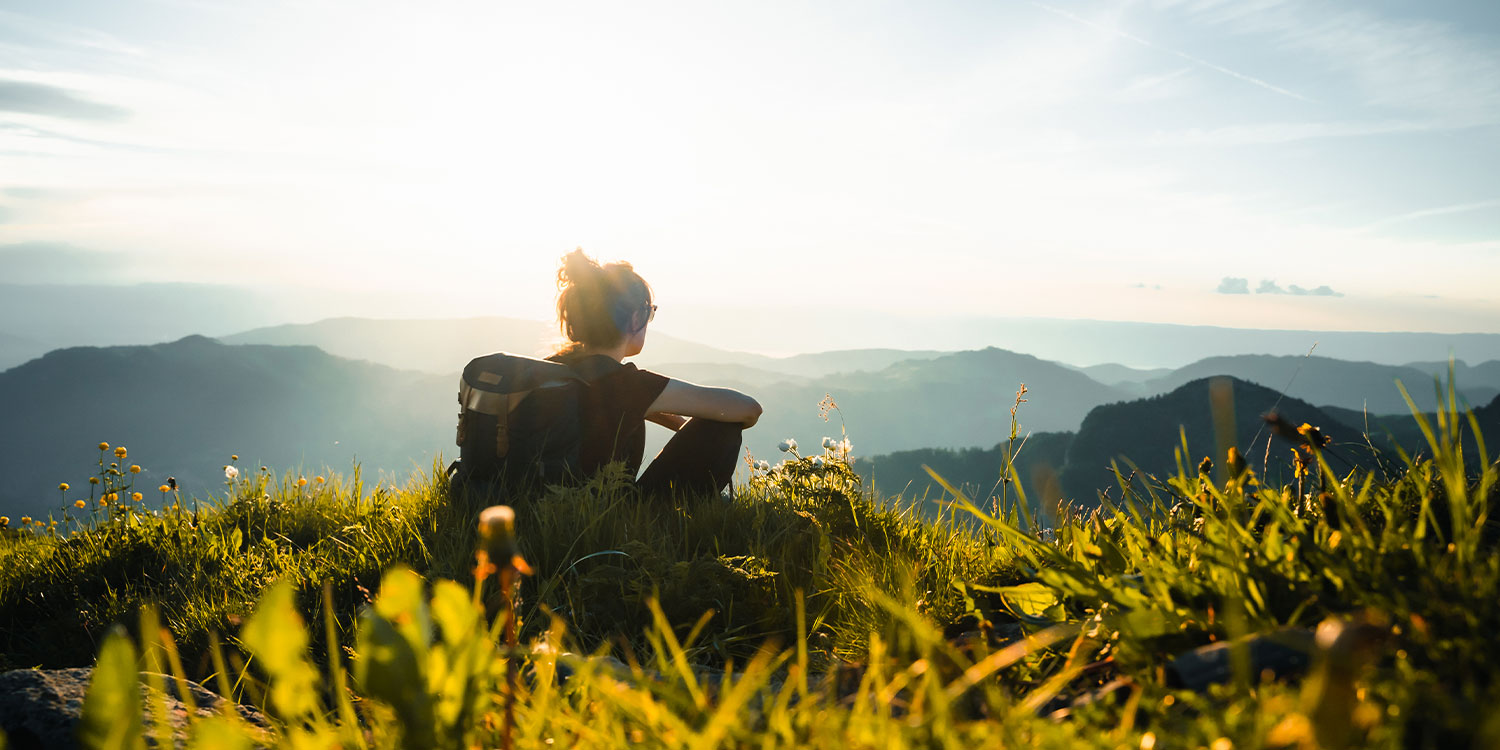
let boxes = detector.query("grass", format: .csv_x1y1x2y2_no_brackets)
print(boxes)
0,381,1497,748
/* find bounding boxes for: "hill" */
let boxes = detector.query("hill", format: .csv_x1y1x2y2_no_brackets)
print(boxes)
1059,376,1361,504
0,336,452,518
859,431,1074,519
740,347,1126,461
1144,355,1500,415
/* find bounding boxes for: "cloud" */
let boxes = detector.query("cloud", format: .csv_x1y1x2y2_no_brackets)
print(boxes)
0,78,129,121
1216,277,1250,294
1256,279,1344,297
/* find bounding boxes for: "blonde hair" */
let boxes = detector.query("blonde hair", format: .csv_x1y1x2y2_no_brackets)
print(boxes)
554,248,653,356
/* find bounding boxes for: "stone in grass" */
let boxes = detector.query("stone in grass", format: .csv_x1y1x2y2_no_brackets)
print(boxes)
0,667,270,749
1166,628,1317,692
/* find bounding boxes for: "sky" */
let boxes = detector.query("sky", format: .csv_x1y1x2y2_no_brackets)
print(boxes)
2,0,1499,348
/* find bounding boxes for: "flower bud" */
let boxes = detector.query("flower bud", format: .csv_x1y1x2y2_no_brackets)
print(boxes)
478,505,519,564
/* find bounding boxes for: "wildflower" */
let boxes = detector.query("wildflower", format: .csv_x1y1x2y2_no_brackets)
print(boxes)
1291,448,1310,479
98,442,109,451
833,438,852,455
132,492,143,502
297,477,308,487
74,500,86,509
478,505,531,573
159,484,171,493
778,438,798,453
129,465,141,474
98,497,109,507
20,516,30,525
1297,422,1331,448
231,454,239,461
810,456,825,467
0,517,7,528
1197,456,1213,476
822,436,836,449
58,483,70,492
224,465,240,480
89,477,100,485
755,460,770,472
315,476,325,484
114,446,127,459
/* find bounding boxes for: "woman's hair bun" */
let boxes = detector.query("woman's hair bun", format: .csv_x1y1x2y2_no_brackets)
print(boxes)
558,248,601,291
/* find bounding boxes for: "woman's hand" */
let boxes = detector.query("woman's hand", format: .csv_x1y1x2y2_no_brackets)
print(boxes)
647,379,763,428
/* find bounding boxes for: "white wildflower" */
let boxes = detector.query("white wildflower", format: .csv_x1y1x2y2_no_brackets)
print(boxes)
821,436,836,449
777,438,798,453
810,456,825,467
755,460,770,472
224,465,240,480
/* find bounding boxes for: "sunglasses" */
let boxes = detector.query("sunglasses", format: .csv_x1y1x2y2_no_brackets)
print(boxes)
644,303,658,323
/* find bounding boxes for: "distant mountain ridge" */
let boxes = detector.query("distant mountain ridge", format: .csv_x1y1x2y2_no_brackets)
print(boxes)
0,335,452,518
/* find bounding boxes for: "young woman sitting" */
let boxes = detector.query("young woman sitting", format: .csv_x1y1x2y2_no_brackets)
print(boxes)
538,248,761,497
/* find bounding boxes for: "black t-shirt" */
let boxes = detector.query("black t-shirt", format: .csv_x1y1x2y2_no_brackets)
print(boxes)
549,353,670,476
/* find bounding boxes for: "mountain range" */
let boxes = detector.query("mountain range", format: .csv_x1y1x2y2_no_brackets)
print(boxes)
4,317,1500,521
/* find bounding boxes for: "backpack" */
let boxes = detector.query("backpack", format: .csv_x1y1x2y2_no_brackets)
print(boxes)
453,352,614,486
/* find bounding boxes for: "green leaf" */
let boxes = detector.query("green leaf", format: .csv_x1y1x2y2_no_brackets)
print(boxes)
993,582,1063,623
78,626,145,750
241,580,320,719
355,566,436,750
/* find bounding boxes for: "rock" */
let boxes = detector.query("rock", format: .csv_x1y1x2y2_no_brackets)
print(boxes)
1166,628,1316,692
0,667,271,749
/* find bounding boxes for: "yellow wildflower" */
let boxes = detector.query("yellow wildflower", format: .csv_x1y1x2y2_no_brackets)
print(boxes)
115,446,128,458
131,492,143,502
73,500,86,509
159,484,171,493
89,477,100,485
231,454,239,461
98,497,109,507
297,477,308,487
129,465,141,474
0,517,8,528
98,442,109,451
20,516,30,525
315,476,325,484
59,483,70,492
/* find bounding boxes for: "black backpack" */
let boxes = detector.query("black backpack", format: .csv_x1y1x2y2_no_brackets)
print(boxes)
452,352,614,486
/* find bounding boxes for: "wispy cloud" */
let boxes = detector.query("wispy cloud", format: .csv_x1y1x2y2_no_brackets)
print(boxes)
1162,0,1500,129
1360,199,1500,232
0,79,129,121
1028,0,1314,103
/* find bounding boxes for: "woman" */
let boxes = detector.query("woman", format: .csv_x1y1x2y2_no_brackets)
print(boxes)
546,248,761,497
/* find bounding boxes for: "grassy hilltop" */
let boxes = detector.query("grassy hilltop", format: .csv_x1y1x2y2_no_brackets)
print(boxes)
0,387,1498,748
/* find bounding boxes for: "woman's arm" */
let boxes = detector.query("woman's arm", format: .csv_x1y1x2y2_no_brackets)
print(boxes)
646,379,762,428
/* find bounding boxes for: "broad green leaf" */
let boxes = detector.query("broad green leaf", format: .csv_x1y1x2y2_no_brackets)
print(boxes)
78,626,145,750
995,582,1062,622
373,566,431,654
356,573,436,750
241,580,319,719
429,580,477,648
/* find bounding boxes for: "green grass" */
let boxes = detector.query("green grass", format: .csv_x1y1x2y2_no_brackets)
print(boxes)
1,384,1498,748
